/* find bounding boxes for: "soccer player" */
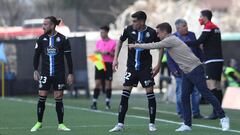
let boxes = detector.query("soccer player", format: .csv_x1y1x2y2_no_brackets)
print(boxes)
128,22,230,132
109,11,163,132
30,16,73,132
90,25,116,110
186,10,224,119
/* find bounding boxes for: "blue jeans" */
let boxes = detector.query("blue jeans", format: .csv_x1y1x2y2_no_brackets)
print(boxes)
175,77,201,116
181,65,225,126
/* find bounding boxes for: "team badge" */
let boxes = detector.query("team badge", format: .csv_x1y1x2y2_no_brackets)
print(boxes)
56,37,61,42
146,32,150,38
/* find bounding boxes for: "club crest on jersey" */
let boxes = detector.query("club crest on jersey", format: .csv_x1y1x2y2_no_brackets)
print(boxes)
146,32,150,38
56,37,61,42
46,46,58,56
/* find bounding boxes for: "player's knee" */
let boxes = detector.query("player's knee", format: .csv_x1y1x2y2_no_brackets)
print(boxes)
207,80,217,90
95,81,102,88
123,86,132,91
145,87,154,93
54,92,63,99
38,90,48,97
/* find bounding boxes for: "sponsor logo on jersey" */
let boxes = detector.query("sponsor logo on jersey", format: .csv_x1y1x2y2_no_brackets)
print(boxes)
46,46,58,56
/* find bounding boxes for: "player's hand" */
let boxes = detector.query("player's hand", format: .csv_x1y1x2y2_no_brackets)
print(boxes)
112,59,118,72
67,74,74,85
128,44,135,49
172,70,181,77
151,65,160,78
33,70,40,81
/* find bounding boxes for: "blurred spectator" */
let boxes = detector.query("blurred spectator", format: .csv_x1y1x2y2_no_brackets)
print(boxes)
224,59,240,87
5,64,15,96
159,50,171,94
186,10,224,120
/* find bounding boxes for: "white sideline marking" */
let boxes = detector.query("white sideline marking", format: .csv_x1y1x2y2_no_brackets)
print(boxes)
132,107,178,115
3,98,240,133
0,124,145,130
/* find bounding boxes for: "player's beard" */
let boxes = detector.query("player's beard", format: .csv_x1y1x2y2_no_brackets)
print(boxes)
44,29,52,35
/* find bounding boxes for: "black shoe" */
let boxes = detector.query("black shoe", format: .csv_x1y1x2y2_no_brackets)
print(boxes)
193,114,204,119
205,113,218,120
91,104,97,110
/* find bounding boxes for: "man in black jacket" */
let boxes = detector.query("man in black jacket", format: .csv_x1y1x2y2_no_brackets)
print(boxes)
186,10,224,119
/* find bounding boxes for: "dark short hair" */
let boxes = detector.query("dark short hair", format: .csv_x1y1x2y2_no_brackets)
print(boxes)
131,11,147,21
44,16,61,26
201,10,212,20
100,25,110,32
156,22,172,34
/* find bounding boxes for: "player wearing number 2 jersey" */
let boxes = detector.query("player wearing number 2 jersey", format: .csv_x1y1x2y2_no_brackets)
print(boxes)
109,11,164,132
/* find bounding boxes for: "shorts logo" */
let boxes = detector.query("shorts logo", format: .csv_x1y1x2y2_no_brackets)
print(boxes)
58,84,65,90
144,80,152,86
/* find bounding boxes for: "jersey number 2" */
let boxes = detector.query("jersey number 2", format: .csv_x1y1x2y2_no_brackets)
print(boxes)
124,72,131,80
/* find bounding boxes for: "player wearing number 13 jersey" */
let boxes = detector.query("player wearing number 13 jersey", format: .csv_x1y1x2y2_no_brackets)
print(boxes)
31,16,73,132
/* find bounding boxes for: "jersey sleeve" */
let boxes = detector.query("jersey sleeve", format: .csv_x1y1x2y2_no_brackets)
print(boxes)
33,39,42,70
63,37,71,53
186,31,210,46
63,37,73,74
119,27,128,42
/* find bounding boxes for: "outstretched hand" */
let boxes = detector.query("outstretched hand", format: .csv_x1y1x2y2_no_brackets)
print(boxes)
127,44,136,49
